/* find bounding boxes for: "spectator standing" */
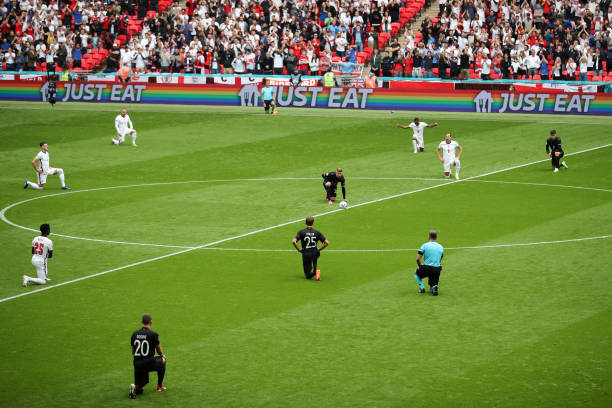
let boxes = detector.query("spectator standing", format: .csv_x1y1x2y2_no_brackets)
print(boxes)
460,48,470,79
284,48,298,74
73,44,82,68
381,52,394,77
370,48,382,76
526,50,540,78
579,56,588,82
4,47,15,71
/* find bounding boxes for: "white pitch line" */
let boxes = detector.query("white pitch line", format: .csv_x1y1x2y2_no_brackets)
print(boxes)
2,143,611,304
5,178,609,249
197,235,611,252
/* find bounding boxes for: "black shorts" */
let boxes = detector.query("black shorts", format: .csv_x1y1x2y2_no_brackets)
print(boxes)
323,182,337,198
263,99,272,111
416,265,442,287
134,356,164,388
302,251,320,278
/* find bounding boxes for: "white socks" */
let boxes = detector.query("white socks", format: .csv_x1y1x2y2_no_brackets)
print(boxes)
57,168,66,187
27,181,43,190
113,132,137,145
24,275,46,285
412,139,418,153
454,159,461,179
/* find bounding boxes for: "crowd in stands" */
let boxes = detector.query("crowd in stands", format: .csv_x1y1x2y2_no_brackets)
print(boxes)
372,0,612,80
0,0,420,76
0,0,610,81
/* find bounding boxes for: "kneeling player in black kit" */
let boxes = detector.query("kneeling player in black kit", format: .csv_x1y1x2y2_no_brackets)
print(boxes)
546,130,568,173
322,168,347,205
292,216,329,281
129,314,167,399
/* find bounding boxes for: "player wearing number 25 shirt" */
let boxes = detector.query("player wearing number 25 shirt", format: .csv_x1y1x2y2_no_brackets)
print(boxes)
292,216,329,281
22,223,53,287
129,314,167,399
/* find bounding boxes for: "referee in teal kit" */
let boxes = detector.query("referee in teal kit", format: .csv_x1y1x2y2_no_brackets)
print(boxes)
414,230,444,296
260,80,276,114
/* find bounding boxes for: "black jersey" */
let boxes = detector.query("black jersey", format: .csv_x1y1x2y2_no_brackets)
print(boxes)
546,136,563,153
322,171,346,188
295,227,326,255
131,327,160,363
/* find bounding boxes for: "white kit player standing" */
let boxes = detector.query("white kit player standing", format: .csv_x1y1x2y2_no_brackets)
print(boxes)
113,108,138,146
436,132,463,179
397,117,438,153
24,142,71,190
23,223,54,286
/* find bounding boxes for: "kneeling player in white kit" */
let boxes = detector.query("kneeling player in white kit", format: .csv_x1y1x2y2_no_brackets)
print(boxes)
23,223,53,286
113,108,138,146
436,132,463,179
397,117,438,153
24,142,71,190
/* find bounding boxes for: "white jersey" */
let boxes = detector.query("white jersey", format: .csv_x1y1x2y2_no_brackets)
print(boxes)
35,151,50,173
115,114,133,135
32,235,53,260
439,140,460,161
409,122,428,138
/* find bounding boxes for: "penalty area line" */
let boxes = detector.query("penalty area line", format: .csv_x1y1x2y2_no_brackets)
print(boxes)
2,143,611,304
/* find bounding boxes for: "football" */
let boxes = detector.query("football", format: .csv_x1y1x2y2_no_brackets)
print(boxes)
339,201,348,209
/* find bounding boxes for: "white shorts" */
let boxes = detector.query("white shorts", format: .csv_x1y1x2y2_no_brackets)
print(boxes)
443,159,458,172
31,256,48,280
37,167,57,184
413,134,424,147
117,128,135,142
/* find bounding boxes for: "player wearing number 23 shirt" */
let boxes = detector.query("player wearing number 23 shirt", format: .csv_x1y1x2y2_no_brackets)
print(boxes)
129,314,167,399
22,223,53,287
292,216,329,281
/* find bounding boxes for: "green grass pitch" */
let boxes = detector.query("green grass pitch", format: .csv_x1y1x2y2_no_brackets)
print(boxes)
0,102,611,407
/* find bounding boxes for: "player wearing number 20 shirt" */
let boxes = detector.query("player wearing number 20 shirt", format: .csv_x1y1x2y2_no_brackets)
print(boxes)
292,216,329,281
129,314,167,399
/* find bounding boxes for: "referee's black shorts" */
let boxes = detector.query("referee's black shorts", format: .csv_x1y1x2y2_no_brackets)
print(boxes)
416,265,442,286
134,356,165,388
263,99,272,111
302,251,320,278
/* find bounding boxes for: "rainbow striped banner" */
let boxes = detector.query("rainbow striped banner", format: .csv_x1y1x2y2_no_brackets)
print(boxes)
1,81,610,115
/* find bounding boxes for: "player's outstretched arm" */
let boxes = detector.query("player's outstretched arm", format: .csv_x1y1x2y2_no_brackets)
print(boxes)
428,122,438,127
396,124,409,129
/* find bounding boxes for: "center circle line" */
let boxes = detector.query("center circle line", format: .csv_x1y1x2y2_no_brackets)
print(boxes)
1,177,610,249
